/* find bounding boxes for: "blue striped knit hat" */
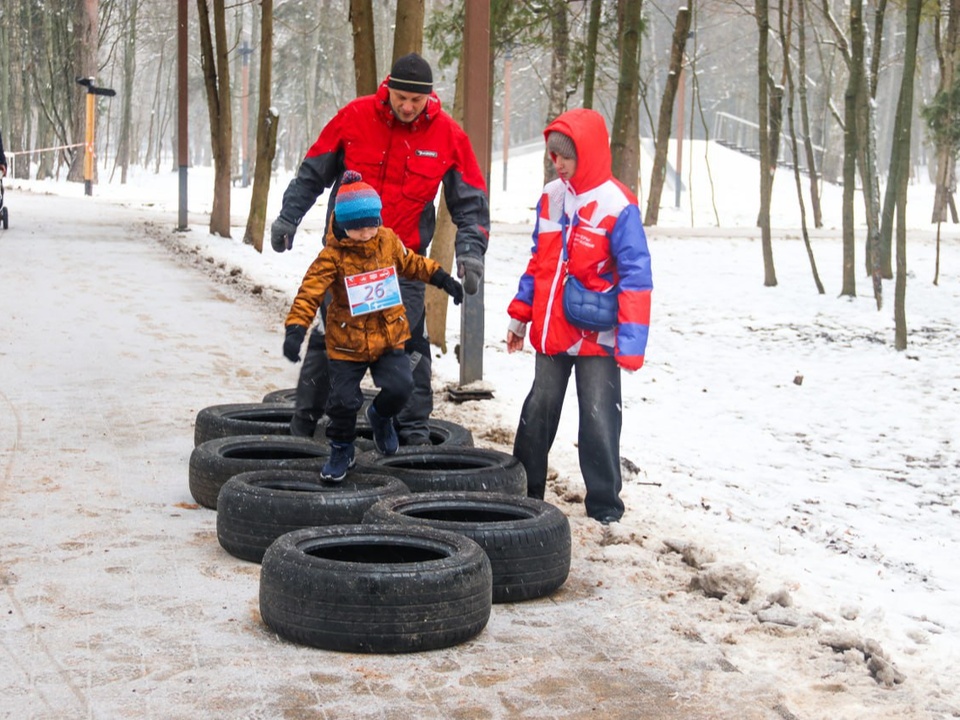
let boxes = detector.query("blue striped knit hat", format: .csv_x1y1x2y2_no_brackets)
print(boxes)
335,171,382,230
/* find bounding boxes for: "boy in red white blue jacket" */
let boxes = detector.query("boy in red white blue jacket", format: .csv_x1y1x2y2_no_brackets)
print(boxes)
506,108,652,524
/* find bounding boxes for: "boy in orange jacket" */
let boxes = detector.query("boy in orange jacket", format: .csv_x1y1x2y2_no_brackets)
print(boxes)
283,171,463,480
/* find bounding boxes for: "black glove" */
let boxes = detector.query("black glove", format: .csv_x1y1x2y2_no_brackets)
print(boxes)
457,254,484,295
270,216,297,253
283,325,307,362
430,269,464,306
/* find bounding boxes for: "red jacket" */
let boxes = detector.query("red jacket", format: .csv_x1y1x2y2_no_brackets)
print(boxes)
508,109,652,370
279,80,489,259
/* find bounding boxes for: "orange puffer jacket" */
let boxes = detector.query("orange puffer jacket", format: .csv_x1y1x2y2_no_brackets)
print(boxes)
286,225,441,362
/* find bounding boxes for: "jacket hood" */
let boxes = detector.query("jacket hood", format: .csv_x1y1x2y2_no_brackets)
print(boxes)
544,108,611,193
375,78,442,129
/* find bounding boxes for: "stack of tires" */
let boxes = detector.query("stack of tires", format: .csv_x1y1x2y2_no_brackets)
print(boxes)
188,391,571,654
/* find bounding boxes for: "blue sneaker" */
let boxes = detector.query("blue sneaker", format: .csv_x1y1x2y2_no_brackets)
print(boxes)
320,441,355,482
366,404,399,455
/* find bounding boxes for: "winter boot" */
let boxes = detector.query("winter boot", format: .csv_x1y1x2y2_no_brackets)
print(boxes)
366,404,399,456
320,441,355,482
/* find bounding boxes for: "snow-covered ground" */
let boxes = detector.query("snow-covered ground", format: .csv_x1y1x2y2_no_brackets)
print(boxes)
3,137,959,718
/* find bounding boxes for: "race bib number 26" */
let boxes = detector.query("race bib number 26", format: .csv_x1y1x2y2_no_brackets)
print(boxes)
345,266,403,316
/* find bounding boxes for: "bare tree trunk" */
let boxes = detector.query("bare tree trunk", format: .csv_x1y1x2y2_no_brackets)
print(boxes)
68,0,99,183
797,0,823,228
392,0,424,62
850,0,882,307
780,0,823,294
543,0,570,184
611,0,643,193
111,0,138,184
243,0,277,253
197,0,233,237
894,0,922,351
6,0,28,179
930,2,960,224
757,0,777,287
144,42,165,173
644,7,690,226
350,0,378,95
582,0,602,109
835,0,860,298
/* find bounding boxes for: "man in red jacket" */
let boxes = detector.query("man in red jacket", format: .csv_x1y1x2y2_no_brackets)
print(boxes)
271,53,490,444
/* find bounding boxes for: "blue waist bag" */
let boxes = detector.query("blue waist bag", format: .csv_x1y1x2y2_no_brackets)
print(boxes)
562,275,619,332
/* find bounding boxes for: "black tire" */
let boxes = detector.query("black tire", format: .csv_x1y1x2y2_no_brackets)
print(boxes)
216,470,410,563
364,492,571,603
261,388,297,404
261,387,378,405
259,525,492,653
356,446,526,495
194,403,298,446
336,416,473,452
1,206,7,230
188,435,331,509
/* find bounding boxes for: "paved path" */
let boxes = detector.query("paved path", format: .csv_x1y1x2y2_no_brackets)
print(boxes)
0,190,783,719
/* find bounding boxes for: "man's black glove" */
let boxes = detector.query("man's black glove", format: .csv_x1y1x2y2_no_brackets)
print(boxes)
270,217,298,253
430,269,464,306
456,254,484,295
283,325,307,362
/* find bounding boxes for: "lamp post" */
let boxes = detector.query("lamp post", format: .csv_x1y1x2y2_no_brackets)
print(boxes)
177,0,189,231
460,0,491,390
75,77,116,197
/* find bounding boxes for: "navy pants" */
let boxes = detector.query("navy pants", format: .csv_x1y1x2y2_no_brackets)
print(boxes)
325,350,413,444
293,276,432,444
513,353,624,521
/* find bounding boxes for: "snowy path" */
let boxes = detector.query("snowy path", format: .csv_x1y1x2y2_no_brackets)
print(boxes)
1,184,957,719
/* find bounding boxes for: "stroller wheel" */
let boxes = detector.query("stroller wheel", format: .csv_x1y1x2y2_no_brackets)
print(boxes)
1,206,7,230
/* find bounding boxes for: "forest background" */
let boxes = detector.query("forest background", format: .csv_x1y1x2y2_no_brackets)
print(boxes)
0,0,958,347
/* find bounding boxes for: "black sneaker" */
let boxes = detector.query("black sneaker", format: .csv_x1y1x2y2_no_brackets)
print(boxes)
320,441,355,482
366,404,399,455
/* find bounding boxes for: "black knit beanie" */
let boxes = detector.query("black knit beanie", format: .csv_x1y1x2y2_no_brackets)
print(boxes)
388,53,433,94
547,131,577,160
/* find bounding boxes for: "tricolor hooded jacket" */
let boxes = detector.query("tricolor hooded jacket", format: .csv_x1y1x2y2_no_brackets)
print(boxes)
507,109,653,371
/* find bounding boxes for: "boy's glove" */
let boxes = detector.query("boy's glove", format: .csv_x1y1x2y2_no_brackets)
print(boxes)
430,269,464,306
271,217,297,252
283,325,307,362
456,254,484,295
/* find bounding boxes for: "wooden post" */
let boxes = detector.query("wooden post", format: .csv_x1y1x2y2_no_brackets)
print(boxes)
460,0,491,387
84,92,95,196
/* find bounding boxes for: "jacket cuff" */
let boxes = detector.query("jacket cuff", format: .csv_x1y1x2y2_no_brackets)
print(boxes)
508,318,527,338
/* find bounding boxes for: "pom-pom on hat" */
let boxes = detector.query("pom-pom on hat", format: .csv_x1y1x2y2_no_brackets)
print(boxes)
547,131,577,160
335,171,382,230
387,52,434,94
